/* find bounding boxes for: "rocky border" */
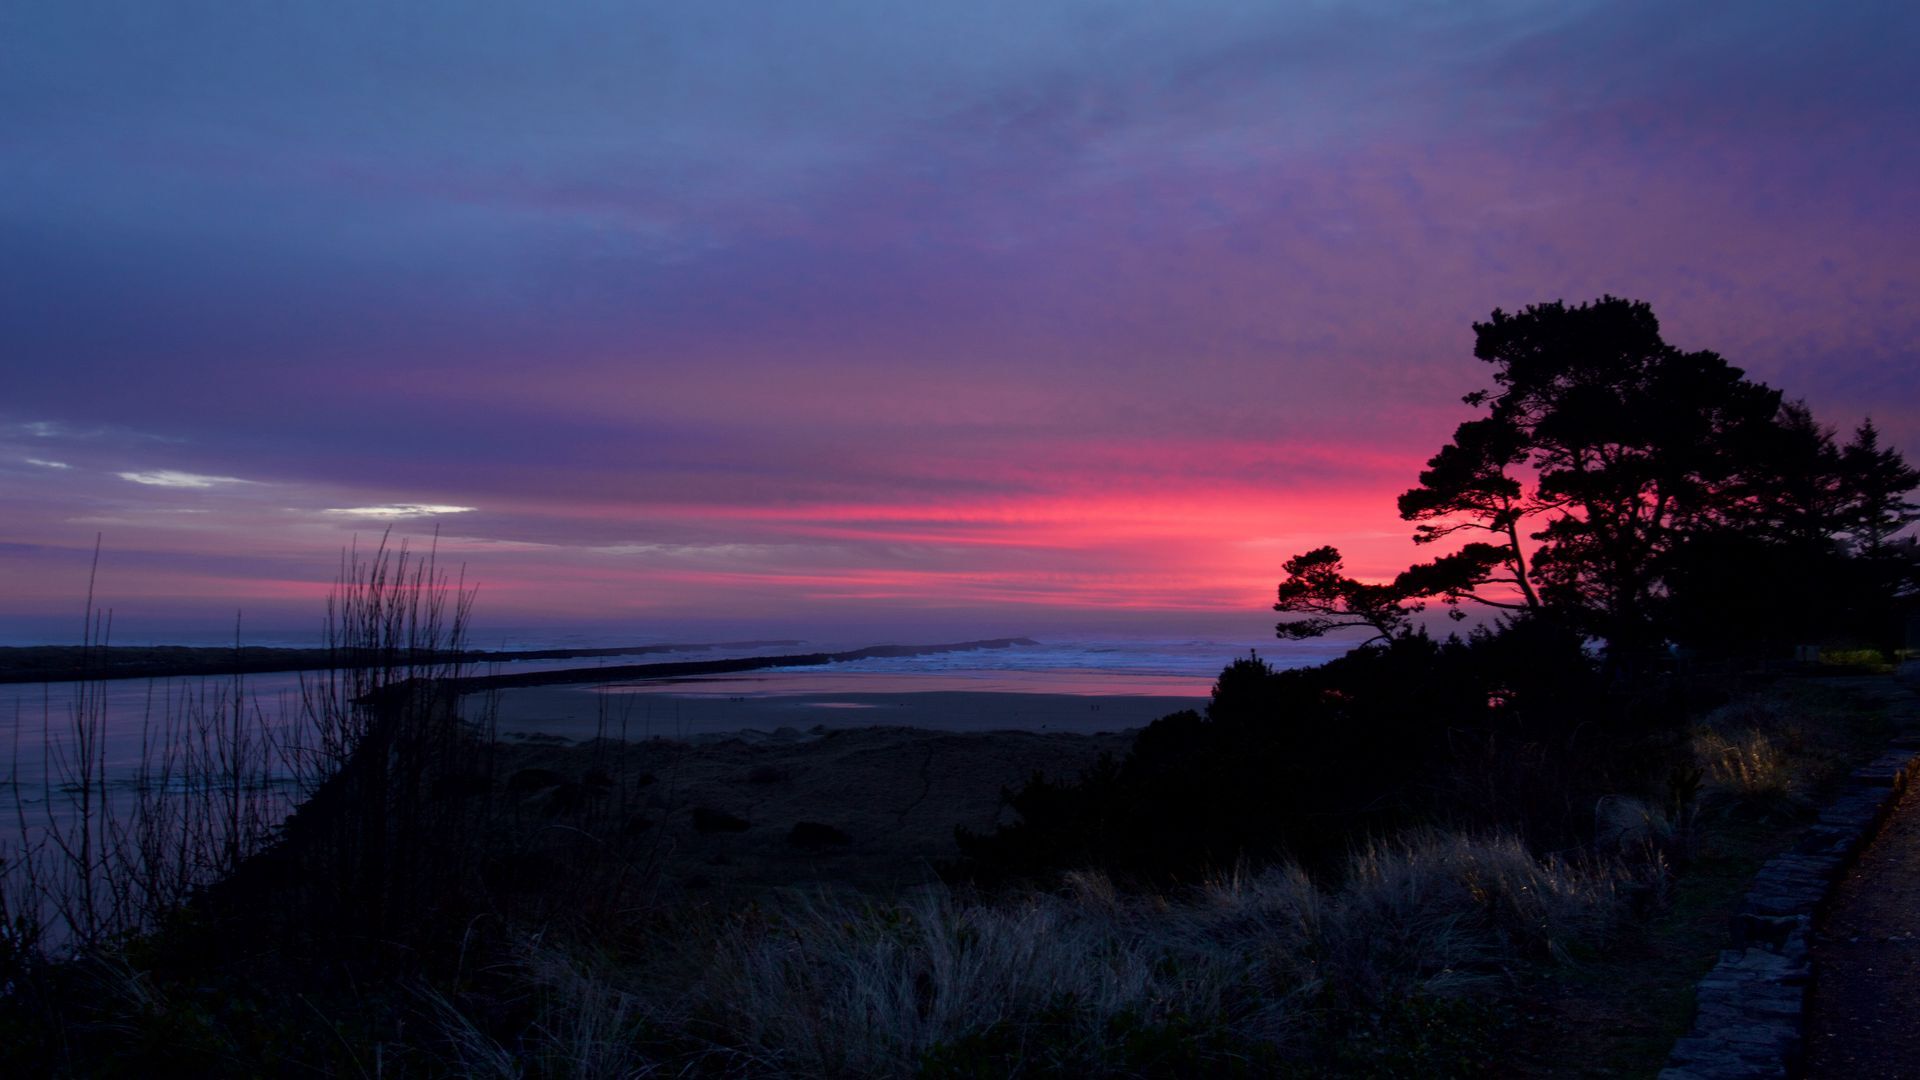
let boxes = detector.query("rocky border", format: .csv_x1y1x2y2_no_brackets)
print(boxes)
1659,740,1920,1079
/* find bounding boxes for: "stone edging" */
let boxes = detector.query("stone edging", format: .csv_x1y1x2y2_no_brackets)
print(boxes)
1659,741,1920,1079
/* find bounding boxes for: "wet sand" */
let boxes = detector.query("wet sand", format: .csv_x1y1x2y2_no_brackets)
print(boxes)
474,678,1206,741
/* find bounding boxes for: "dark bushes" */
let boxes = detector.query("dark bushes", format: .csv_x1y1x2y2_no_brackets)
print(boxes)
955,619,1682,886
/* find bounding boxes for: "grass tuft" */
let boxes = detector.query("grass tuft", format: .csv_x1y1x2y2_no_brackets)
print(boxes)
440,831,1650,1077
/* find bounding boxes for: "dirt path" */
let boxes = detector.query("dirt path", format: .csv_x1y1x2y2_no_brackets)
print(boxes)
1805,769,1920,1077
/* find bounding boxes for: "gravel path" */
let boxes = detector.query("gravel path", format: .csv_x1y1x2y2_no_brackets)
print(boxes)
1806,772,1920,1077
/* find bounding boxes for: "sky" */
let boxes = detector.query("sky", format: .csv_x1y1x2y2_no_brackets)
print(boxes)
2,1,1917,644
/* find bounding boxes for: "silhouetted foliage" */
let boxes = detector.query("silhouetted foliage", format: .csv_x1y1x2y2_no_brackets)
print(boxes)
953,623,1675,886
1273,546,1423,643
1397,415,1542,613
1842,419,1920,556
1275,297,1920,663
1659,409,1920,656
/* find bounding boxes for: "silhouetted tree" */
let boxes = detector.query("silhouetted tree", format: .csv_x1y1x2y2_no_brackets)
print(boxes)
1452,297,1791,654
1841,419,1920,557
1834,419,1920,646
1273,546,1420,644
1396,416,1542,612
1276,296,1919,663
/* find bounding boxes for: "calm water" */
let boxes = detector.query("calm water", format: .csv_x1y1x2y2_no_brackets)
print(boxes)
0,636,1345,755
0,636,1347,838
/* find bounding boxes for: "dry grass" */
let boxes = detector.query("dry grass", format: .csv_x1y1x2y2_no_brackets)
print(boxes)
698,888,1253,1075
1694,728,1792,797
445,831,1652,1078
1690,697,1805,808
1332,832,1640,986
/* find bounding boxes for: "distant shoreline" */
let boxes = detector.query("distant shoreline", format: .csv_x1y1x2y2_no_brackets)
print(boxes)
0,640,807,685
483,685,1199,741
437,638,1043,696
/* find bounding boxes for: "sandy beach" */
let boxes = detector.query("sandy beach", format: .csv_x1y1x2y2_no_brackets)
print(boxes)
473,678,1203,895
489,723,1142,896
475,677,1206,741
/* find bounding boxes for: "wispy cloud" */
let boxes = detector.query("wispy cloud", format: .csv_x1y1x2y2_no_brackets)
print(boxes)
24,458,72,469
117,469,252,488
5,420,184,443
593,542,773,559
322,504,477,518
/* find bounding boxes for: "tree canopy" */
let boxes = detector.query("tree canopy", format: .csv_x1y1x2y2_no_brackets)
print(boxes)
1275,297,1920,661
1272,546,1421,645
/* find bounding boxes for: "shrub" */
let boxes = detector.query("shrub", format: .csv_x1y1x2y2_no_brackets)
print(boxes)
954,623,1664,887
